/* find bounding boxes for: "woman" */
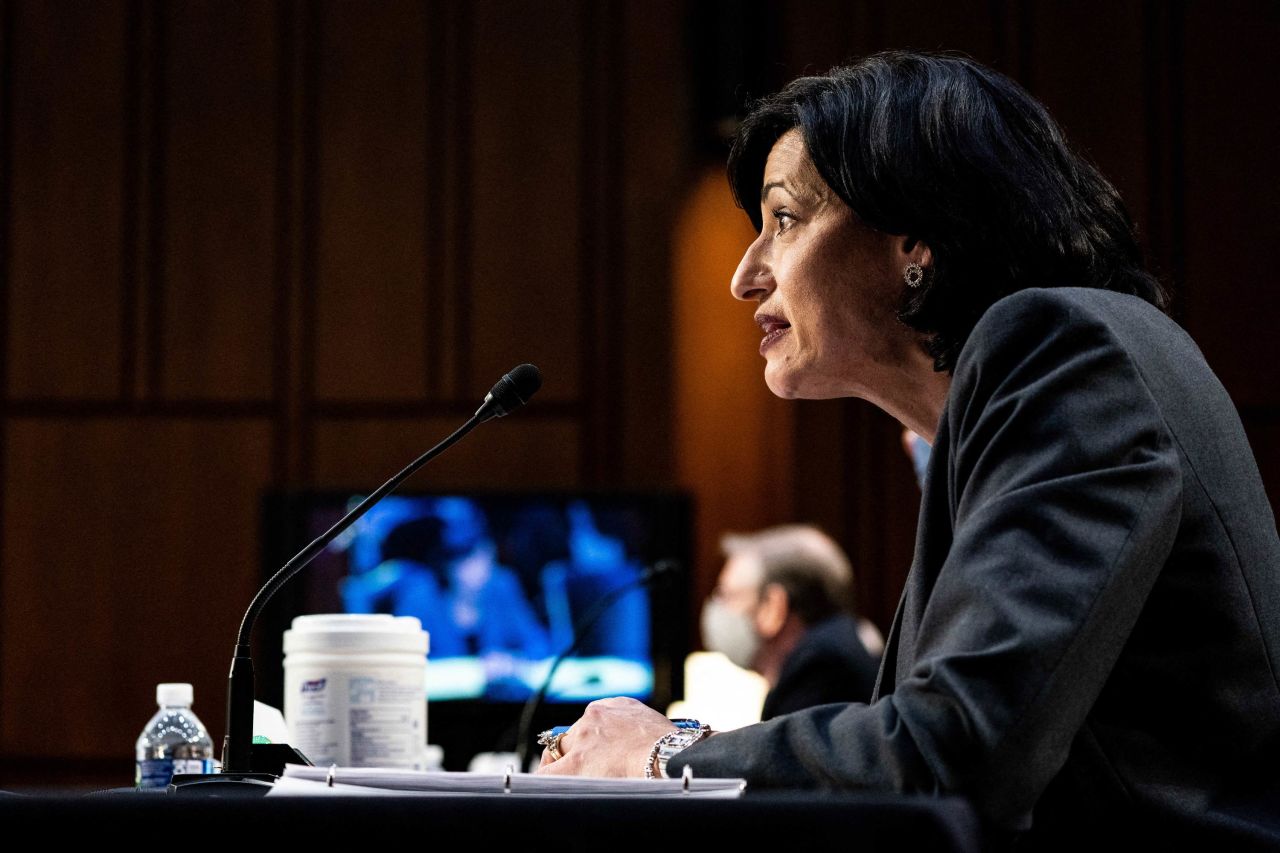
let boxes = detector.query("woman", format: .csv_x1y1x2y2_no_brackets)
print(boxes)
537,52,1280,847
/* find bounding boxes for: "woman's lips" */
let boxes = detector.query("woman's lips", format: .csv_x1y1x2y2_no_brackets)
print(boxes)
755,314,791,355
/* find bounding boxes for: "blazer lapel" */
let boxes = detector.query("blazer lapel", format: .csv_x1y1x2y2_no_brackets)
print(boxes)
879,415,957,699
872,590,907,700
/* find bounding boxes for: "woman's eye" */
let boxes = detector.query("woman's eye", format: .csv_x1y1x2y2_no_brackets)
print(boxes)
772,209,796,235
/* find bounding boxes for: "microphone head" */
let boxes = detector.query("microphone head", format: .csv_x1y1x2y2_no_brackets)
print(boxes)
504,363,543,403
477,364,542,421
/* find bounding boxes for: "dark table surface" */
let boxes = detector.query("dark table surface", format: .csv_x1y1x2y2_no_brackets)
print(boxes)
1,787,983,850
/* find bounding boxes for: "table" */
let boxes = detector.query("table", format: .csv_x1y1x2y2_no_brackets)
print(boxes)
0,789,984,850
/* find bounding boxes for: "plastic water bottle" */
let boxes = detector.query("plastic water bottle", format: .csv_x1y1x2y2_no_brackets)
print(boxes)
134,683,217,788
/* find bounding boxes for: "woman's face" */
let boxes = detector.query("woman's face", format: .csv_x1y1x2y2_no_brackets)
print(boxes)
731,129,915,401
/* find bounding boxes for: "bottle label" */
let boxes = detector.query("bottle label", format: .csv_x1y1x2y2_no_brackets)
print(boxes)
287,670,426,769
135,758,215,788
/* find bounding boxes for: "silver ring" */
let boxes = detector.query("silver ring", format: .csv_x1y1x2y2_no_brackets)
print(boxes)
536,729,566,761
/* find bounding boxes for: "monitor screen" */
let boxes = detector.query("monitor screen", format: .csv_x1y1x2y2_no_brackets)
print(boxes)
259,491,690,711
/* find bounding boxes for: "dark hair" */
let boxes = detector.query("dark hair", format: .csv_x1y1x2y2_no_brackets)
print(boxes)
380,517,446,564
765,560,848,626
722,525,855,626
728,51,1167,372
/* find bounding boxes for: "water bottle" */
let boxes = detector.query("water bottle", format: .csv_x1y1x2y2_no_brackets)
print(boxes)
134,683,217,788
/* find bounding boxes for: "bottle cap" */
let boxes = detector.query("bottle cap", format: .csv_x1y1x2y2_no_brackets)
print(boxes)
156,682,194,707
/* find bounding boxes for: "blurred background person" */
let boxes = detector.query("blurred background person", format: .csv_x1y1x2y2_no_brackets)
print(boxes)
345,497,552,698
428,498,551,670
701,525,882,719
540,501,649,661
340,514,453,636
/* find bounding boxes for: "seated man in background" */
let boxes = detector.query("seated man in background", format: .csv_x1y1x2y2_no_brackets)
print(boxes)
700,525,883,719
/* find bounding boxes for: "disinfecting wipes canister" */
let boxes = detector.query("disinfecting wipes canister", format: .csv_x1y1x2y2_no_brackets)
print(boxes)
283,614,429,769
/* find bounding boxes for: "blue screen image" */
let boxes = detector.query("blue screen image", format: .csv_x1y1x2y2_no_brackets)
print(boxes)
327,495,653,703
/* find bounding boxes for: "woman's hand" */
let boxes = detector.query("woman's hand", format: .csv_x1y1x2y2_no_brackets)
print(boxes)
535,697,677,778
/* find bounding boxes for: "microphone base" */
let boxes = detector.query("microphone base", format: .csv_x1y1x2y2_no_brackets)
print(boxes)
168,742,313,794
168,773,276,796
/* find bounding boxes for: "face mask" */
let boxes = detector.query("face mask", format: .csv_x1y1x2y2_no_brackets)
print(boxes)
700,598,761,670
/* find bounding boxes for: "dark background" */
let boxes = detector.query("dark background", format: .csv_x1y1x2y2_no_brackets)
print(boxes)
1,0,1276,787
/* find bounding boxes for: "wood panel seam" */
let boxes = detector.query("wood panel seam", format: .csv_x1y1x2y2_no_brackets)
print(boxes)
0,0,13,753
145,0,167,399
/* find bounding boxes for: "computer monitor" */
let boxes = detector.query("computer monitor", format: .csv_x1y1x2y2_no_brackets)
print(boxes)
257,490,691,768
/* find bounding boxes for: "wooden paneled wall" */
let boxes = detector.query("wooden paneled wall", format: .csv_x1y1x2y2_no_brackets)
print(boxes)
1,0,1276,785
0,0,688,781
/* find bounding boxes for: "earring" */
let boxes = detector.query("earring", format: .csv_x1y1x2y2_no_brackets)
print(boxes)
904,262,925,288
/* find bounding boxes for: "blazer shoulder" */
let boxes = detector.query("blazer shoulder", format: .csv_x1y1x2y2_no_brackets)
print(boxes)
954,287,1171,381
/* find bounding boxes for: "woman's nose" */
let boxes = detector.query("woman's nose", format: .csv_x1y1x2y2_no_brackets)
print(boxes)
730,236,773,302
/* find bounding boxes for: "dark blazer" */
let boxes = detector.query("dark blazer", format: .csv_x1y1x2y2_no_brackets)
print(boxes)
670,288,1280,847
761,613,880,720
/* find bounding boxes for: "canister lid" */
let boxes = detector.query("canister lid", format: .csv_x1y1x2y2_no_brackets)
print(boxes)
283,613,429,655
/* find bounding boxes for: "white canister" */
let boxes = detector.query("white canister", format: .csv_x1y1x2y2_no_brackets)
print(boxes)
283,613,429,769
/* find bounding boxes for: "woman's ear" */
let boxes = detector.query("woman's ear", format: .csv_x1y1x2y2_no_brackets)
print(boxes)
899,235,933,270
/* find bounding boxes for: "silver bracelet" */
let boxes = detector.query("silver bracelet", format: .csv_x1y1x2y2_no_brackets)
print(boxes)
644,723,711,779
644,736,666,779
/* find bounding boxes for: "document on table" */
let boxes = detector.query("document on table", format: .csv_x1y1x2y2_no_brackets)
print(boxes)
267,764,746,798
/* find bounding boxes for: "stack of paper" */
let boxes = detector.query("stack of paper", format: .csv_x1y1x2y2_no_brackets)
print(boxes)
267,764,746,798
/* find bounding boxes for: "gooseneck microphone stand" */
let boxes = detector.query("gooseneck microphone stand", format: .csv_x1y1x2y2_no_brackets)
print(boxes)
171,365,542,794
513,560,679,768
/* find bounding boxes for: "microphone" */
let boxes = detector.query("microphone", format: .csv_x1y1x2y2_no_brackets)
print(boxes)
475,363,542,423
514,559,681,767
172,365,542,794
